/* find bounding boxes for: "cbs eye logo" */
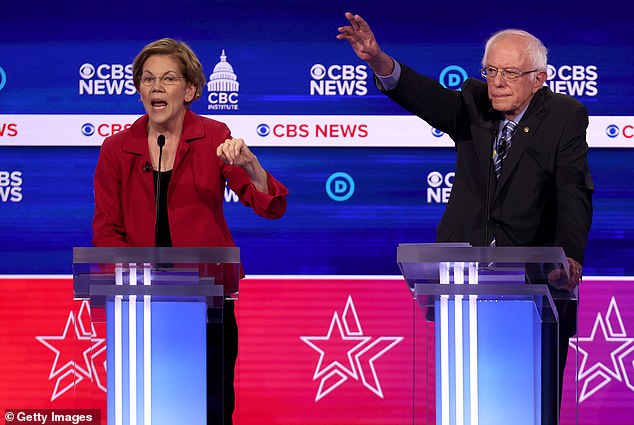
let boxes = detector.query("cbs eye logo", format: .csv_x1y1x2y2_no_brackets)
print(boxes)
256,124,271,137
81,123,95,136
310,64,327,80
79,63,96,79
427,171,445,188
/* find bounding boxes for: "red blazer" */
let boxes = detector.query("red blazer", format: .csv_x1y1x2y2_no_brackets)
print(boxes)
92,109,288,248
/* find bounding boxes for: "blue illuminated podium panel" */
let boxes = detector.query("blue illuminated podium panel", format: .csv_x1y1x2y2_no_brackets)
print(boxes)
72,247,239,425
398,244,576,425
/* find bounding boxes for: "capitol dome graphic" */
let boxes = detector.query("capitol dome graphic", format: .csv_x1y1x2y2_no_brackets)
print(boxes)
207,50,239,92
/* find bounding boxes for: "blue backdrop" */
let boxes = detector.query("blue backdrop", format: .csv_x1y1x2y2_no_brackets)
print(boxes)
1,0,632,276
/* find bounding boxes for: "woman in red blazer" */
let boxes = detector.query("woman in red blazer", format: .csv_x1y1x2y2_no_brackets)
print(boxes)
92,40,287,248
92,38,288,425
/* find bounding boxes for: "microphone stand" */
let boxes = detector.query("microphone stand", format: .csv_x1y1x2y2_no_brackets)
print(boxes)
484,123,497,247
154,134,165,247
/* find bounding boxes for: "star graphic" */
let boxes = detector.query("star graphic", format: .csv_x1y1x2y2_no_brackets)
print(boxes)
300,295,404,401
301,312,371,381
569,296,634,402
36,300,106,401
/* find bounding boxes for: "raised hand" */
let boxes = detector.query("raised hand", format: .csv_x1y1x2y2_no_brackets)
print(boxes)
336,12,381,61
336,12,394,76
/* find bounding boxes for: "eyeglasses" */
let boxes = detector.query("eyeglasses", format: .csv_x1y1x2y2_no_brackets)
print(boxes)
480,66,538,82
139,73,186,86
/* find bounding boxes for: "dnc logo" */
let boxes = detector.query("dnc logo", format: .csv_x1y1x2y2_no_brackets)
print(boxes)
326,172,355,202
439,65,468,90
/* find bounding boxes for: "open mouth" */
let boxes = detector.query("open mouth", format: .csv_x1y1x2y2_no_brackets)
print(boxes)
151,100,167,109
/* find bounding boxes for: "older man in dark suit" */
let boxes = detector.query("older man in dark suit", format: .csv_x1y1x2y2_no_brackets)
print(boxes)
338,11,593,422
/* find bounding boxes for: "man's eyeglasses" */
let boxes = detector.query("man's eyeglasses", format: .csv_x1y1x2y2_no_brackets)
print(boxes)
139,73,186,86
480,66,538,82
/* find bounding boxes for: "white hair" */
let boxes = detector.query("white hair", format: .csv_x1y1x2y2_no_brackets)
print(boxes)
482,29,548,72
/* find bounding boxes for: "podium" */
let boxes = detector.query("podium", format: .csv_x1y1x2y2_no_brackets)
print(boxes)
397,244,577,425
73,247,240,425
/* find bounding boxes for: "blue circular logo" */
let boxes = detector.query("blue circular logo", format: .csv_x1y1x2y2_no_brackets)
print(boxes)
81,123,95,136
439,65,468,90
431,128,444,138
606,124,619,138
326,172,355,202
0,66,7,91
256,123,270,137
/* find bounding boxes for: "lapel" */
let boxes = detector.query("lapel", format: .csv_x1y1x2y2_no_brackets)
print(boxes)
474,121,498,188
121,115,154,199
493,88,547,200
172,110,205,174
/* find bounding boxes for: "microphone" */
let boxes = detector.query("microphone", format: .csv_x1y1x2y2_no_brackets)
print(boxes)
143,161,151,172
484,122,498,247
154,134,166,246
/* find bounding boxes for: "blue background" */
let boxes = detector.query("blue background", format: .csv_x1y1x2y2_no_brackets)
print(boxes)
0,0,632,276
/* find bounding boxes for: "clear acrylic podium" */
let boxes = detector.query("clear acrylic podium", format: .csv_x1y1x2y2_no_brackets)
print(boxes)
73,247,240,425
397,243,577,425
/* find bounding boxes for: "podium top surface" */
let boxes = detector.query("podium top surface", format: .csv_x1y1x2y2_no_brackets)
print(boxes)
72,247,241,302
397,244,567,266
73,246,240,264
397,244,574,298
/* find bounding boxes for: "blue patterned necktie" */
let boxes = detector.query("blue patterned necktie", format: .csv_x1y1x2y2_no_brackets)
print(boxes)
493,120,517,179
